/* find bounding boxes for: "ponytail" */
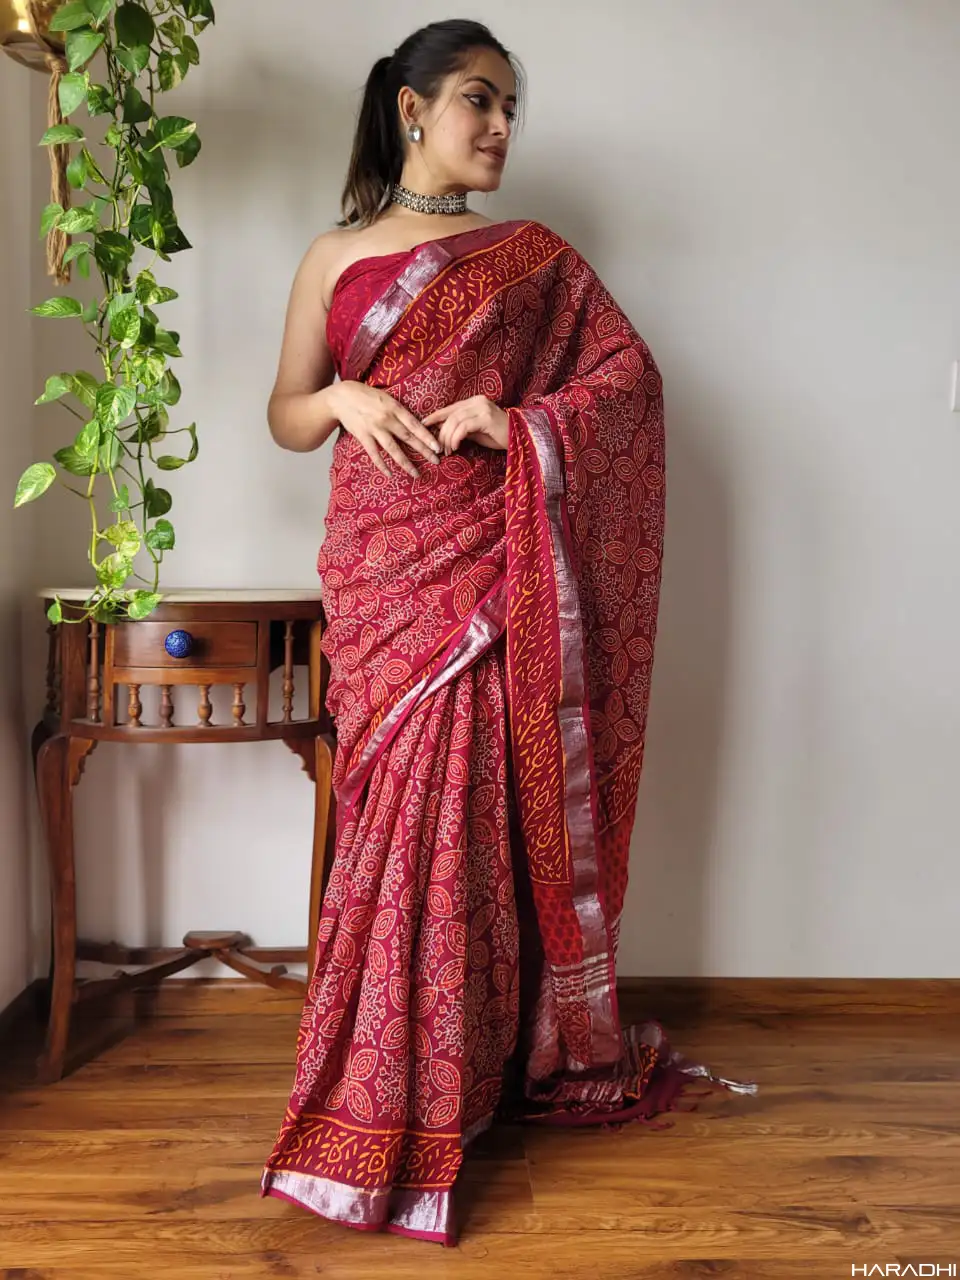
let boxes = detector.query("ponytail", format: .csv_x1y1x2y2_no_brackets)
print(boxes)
338,56,400,228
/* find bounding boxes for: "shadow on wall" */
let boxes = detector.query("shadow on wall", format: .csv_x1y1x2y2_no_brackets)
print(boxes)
622,400,733,980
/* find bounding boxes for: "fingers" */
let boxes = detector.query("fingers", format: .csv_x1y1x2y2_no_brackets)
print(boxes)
360,437,392,479
371,427,419,479
421,405,453,426
441,412,476,454
395,407,442,461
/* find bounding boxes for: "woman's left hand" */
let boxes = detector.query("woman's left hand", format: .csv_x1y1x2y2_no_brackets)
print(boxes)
421,396,509,455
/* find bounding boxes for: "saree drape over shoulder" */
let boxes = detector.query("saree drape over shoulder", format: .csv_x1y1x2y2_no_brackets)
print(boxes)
260,219,755,1246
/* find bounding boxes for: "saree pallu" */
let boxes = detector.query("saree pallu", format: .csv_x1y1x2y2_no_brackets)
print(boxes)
260,219,756,1245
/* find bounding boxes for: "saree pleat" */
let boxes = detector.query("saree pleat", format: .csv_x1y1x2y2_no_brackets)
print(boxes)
262,645,519,1243
261,218,756,1246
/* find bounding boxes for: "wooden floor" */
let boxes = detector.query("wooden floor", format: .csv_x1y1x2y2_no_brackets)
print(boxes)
1,981,958,1278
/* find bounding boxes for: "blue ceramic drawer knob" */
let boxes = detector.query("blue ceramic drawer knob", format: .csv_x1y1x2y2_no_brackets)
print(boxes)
164,629,194,659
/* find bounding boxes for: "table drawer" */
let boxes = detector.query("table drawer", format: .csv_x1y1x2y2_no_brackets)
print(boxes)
111,620,258,669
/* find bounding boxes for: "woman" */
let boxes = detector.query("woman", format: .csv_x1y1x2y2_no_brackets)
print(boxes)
260,18,755,1247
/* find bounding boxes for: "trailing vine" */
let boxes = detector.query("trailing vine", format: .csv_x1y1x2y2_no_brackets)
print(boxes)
13,0,215,625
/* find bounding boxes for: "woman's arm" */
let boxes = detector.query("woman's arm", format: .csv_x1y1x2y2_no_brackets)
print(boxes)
267,233,345,453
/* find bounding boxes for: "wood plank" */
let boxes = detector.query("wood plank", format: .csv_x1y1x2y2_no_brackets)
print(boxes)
1,1212,958,1267
2,985,958,1276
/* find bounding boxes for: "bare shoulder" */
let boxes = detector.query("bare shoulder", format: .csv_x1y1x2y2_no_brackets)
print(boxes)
293,228,350,300
312,223,394,310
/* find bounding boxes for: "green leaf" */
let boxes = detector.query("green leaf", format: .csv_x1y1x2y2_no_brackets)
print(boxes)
126,590,162,620
123,146,144,186
83,0,116,26
102,520,141,558
153,370,180,406
126,407,167,442
115,2,154,47
114,44,149,75
80,147,106,183
54,445,94,476
157,51,183,91
74,418,101,459
40,123,84,147
152,328,181,357
94,229,134,277
138,147,168,191
65,28,105,72
181,35,199,65
69,371,99,410
58,73,88,118
58,205,100,234
132,351,164,388
66,152,88,189
152,116,197,150
46,598,63,624
185,0,215,27
139,405,168,440
134,269,158,303
81,298,99,323
14,462,56,507
50,2,94,31
106,289,137,322
86,84,114,115
159,15,185,43
175,131,201,168
96,552,133,590
145,518,174,551
39,203,64,237
35,374,72,405
122,84,152,125
96,383,137,428
30,296,83,318
109,484,131,512
109,307,141,349
62,243,90,266
99,426,121,471
143,479,172,517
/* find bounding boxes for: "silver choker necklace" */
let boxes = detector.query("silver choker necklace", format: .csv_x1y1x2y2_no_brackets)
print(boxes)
390,183,468,216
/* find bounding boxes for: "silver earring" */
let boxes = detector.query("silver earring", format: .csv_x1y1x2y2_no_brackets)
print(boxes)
407,123,422,143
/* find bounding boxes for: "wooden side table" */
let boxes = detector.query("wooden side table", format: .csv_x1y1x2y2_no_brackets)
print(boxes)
31,588,337,1084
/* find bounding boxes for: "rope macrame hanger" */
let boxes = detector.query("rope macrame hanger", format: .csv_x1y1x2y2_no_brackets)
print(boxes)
23,0,72,285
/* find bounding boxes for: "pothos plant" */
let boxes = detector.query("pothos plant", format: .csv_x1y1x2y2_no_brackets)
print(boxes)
13,0,215,625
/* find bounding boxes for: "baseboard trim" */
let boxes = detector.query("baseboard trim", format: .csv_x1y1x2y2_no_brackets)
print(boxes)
616,976,960,1020
0,978,45,1041
112,975,960,1019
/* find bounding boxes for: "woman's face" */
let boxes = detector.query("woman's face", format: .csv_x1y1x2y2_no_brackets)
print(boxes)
403,47,517,193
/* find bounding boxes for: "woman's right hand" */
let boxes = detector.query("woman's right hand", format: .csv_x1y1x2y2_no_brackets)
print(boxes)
329,380,442,479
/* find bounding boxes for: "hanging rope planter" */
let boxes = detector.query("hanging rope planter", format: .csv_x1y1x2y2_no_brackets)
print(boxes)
1,1,76,284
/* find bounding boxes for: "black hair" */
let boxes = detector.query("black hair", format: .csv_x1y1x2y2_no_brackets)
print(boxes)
338,19,525,228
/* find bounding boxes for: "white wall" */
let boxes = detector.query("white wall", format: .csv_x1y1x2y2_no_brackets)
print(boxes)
23,0,960,982
0,66,38,1013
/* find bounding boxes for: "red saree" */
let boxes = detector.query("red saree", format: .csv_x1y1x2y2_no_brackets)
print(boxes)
260,219,756,1245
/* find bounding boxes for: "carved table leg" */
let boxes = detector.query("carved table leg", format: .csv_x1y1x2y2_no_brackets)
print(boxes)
34,733,97,1084
308,733,337,985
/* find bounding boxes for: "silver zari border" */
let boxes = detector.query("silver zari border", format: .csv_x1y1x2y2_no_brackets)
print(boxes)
523,406,620,1063
337,580,508,825
344,220,532,383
